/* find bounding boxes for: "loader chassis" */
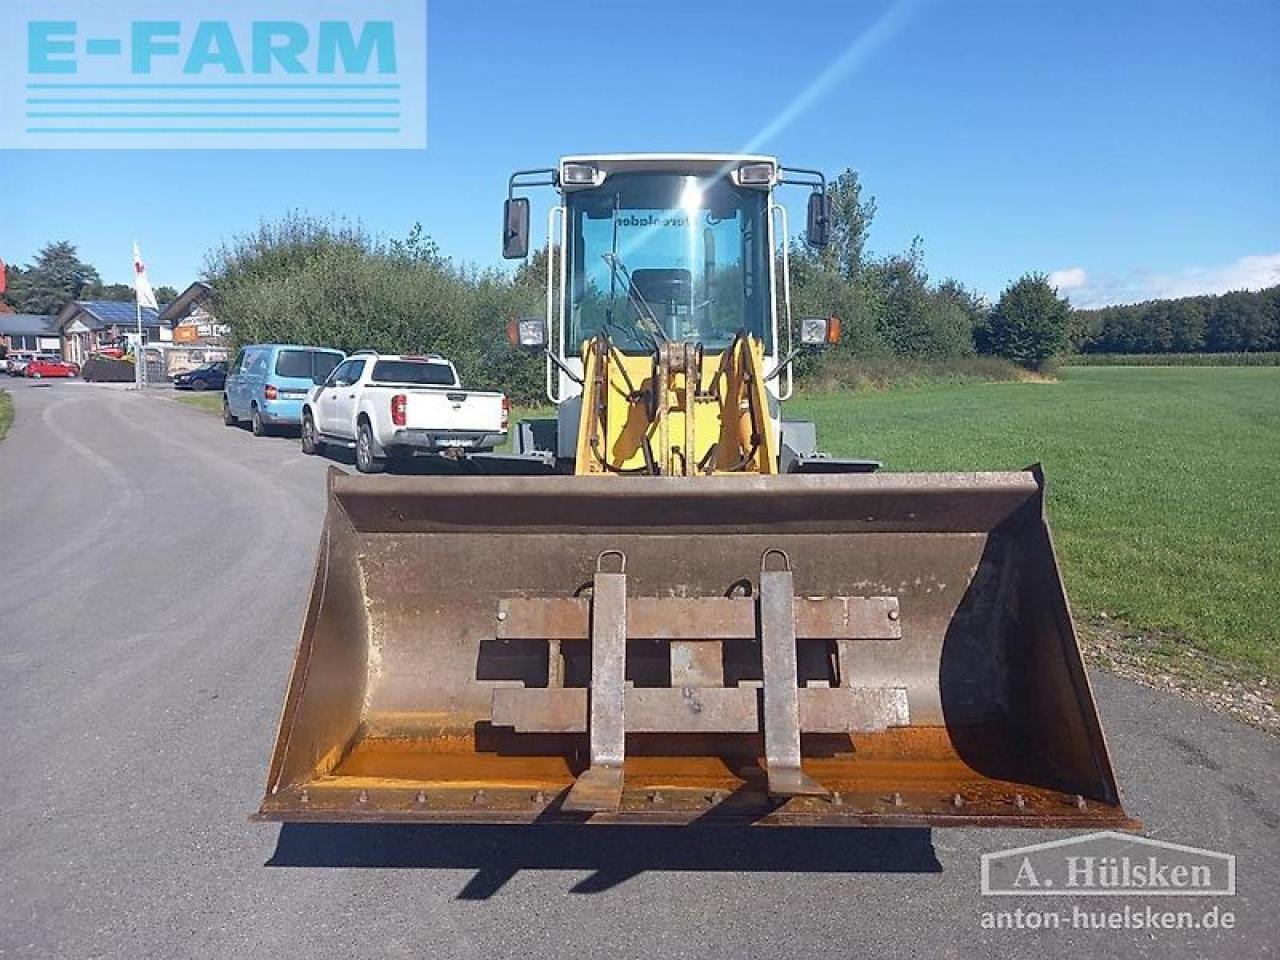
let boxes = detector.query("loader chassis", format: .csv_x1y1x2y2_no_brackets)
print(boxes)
257,155,1134,828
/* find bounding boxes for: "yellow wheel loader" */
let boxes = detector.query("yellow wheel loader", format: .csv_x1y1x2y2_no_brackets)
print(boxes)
257,154,1136,828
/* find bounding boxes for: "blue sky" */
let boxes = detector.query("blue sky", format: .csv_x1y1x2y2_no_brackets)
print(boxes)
1,0,1277,307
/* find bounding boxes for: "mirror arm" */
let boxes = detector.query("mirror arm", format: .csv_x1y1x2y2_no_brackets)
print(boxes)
508,168,557,199
764,347,803,382
546,348,584,386
777,166,826,191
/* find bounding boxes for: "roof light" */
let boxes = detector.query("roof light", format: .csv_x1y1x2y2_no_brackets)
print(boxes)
737,162,774,185
561,163,600,186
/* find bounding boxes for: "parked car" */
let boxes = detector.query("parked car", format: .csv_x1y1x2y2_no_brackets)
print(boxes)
24,357,78,379
6,352,36,376
223,344,345,436
173,361,227,391
300,351,509,473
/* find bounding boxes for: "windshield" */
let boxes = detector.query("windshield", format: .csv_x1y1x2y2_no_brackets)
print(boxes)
564,172,772,353
371,360,456,385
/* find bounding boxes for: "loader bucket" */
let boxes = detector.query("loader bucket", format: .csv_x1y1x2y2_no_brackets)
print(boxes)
256,467,1137,828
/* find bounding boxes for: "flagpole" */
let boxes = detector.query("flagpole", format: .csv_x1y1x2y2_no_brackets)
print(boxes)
135,297,143,389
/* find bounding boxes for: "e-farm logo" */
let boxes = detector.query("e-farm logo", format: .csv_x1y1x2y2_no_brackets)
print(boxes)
0,1,427,149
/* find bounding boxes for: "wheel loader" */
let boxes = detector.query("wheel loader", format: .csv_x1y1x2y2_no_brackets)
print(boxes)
257,154,1136,827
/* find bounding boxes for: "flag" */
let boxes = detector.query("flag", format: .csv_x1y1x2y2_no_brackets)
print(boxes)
133,241,158,311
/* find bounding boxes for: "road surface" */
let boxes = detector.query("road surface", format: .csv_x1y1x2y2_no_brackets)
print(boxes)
1,380,1276,959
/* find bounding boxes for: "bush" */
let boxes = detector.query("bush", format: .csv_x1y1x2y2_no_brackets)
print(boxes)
982,273,1071,370
206,214,547,404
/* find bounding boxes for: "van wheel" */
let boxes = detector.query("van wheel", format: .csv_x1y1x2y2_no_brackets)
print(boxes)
301,411,322,455
223,396,237,426
251,405,266,437
355,420,384,474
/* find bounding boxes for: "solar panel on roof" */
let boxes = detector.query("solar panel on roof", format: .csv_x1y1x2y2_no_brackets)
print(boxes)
79,301,163,326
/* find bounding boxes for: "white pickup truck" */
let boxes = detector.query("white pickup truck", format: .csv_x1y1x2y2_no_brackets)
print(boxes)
300,352,509,473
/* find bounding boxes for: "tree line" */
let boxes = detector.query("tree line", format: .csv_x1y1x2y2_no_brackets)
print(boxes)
10,169,1272,400
197,170,1075,401
1071,287,1280,354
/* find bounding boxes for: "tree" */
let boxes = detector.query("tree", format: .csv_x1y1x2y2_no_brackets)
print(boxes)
1167,298,1207,351
1207,290,1270,351
2,261,21,311
87,282,135,302
8,241,101,315
155,285,179,304
984,273,1071,369
815,168,876,281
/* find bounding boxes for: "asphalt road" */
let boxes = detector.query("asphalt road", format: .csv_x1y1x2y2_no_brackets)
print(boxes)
1,380,1277,960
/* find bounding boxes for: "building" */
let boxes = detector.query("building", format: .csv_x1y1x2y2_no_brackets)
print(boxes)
159,282,229,348
55,300,169,366
0,314,60,355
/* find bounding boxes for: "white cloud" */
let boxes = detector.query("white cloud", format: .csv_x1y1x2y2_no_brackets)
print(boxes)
1050,253,1280,309
1048,267,1088,291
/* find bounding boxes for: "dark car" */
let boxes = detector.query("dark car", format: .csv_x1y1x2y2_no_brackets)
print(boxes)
174,362,227,391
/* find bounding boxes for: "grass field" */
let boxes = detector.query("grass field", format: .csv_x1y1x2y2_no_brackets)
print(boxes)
790,367,1280,683
0,390,12,442
175,392,224,414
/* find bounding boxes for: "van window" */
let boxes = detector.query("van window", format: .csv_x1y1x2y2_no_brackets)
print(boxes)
276,349,343,383
229,350,246,374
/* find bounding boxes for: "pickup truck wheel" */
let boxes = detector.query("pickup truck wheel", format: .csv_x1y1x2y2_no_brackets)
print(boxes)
355,421,384,474
301,412,322,455
222,396,238,426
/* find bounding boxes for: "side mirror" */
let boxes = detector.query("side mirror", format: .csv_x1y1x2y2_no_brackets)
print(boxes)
506,316,548,351
806,192,832,248
502,198,530,260
799,315,841,346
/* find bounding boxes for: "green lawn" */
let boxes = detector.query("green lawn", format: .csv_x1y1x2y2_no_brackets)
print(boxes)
790,367,1280,681
0,390,12,441
175,392,224,414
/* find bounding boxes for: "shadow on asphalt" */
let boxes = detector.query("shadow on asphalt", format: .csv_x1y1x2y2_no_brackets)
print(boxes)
266,823,941,897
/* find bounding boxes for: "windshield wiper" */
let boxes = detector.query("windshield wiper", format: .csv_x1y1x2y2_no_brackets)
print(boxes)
602,252,669,345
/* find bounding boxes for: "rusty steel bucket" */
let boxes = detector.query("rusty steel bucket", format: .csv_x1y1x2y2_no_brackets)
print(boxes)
256,466,1136,828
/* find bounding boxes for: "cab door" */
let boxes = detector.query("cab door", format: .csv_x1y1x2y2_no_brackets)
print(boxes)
225,349,248,416
315,359,354,436
329,358,365,436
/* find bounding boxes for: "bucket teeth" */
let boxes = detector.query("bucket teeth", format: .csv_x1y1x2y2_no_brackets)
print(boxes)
760,550,830,800
563,766,624,813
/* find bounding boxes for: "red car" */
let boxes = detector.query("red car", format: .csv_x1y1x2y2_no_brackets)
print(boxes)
25,358,79,379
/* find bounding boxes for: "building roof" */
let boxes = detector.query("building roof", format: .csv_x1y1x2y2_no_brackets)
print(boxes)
55,300,166,332
0,313,57,336
159,281,214,323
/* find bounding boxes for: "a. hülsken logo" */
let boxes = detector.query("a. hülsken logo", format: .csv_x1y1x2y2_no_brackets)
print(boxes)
0,1,427,150
982,831,1236,897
